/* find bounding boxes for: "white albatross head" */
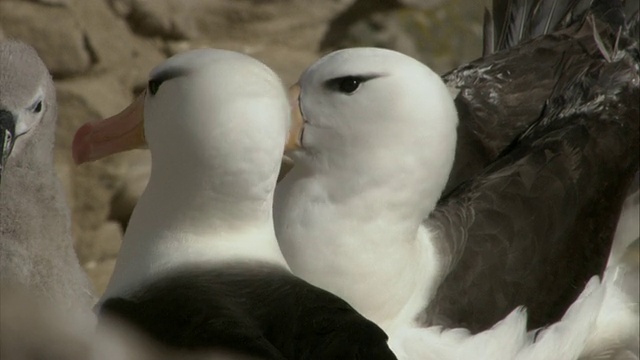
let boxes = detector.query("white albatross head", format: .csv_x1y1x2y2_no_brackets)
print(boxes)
72,49,291,298
273,48,459,331
285,47,459,217
74,49,290,207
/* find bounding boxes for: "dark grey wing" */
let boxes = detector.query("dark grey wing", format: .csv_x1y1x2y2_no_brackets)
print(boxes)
484,0,590,55
444,0,631,192
423,15,640,333
100,264,397,360
100,268,287,360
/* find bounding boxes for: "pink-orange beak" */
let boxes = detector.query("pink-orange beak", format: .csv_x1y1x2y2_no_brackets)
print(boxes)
286,83,304,151
72,93,147,165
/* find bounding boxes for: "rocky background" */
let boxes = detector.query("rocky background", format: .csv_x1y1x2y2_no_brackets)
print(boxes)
1,0,491,294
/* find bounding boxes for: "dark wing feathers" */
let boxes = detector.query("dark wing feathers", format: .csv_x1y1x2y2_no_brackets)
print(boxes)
100,265,397,360
624,0,639,41
490,0,513,53
591,0,627,31
484,0,594,55
483,8,495,56
530,0,560,36
443,0,638,193
427,12,639,333
443,39,571,193
504,0,533,49
529,0,579,37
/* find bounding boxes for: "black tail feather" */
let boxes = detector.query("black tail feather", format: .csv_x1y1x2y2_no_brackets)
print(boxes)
484,0,639,55
483,8,495,56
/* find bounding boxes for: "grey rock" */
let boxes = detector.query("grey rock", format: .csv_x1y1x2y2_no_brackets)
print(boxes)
398,0,446,9
0,1,92,77
4,0,70,5
55,76,133,253
335,11,422,60
76,221,122,265
321,0,492,74
108,0,197,40
83,258,117,296
162,40,192,56
109,149,150,230
27,0,71,6
70,0,166,88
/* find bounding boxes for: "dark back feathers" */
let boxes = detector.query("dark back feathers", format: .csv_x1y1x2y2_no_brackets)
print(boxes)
100,264,398,360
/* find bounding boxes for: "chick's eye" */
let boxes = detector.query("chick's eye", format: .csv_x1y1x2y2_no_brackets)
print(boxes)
338,77,361,94
148,80,161,95
32,100,42,113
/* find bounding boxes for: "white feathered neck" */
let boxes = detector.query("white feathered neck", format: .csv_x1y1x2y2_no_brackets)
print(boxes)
275,48,459,333
102,50,290,301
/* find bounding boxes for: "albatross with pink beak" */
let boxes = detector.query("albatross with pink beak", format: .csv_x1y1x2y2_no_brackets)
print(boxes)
72,48,397,360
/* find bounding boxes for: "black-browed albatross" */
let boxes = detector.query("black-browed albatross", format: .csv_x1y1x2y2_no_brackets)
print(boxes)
274,0,639,357
72,48,397,360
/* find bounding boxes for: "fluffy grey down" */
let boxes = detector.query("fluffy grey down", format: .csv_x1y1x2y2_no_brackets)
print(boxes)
0,40,94,310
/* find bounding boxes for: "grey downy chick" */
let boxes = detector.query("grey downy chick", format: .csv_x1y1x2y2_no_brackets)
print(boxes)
0,40,94,311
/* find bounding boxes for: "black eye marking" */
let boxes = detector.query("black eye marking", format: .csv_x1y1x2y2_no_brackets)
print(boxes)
323,74,381,95
148,80,162,95
147,67,190,96
31,100,43,113
339,77,361,93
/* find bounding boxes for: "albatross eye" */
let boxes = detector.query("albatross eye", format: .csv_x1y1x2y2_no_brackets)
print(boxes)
338,77,362,94
325,75,378,95
148,80,162,95
31,100,43,114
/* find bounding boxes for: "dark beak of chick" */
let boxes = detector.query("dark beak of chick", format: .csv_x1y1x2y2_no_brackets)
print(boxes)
0,109,17,185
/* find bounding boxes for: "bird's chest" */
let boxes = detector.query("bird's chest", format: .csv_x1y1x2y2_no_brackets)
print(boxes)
274,179,430,328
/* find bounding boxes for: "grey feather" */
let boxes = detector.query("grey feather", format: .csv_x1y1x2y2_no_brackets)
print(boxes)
0,40,94,310
483,8,495,56
530,0,571,36
491,0,515,52
504,0,533,49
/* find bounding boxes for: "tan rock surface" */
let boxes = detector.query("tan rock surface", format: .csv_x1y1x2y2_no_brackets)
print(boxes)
0,1,93,77
2,0,488,296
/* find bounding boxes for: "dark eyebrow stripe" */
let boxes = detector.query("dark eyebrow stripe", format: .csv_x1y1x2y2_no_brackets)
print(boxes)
149,67,190,87
323,73,385,90
148,67,190,95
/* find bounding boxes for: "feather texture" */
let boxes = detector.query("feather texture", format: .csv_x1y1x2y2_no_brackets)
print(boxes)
428,13,640,333
0,41,95,311
484,0,595,55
